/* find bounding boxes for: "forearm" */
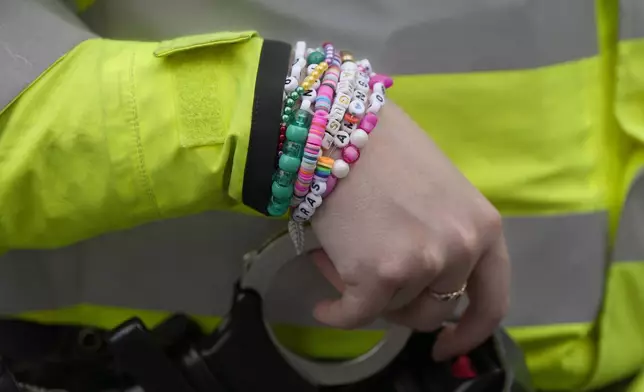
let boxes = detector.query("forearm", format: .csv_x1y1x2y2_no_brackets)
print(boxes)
0,1,290,249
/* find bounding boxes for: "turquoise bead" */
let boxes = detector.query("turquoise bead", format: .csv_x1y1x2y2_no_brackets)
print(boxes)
273,169,295,186
307,51,325,65
283,106,293,116
286,124,308,143
267,201,289,217
272,181,294,200
279,154,301,173
289,91,300,100
292,109,312,127
281,114,291,123
282,141,303,158
285,98,296,107
295,86,305,95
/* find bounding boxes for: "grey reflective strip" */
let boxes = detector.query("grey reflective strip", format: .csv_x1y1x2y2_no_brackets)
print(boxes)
502,212,606,326
81,0,597,75
0,0,95,110
613,169,644,261
0,211,607,327
620,0,644,40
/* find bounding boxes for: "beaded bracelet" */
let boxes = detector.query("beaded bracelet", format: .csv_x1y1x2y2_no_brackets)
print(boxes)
267,44,329,216
288,47,393,226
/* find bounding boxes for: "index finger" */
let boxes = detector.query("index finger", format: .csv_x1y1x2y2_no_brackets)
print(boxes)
431,236,510,361
312,252,397,328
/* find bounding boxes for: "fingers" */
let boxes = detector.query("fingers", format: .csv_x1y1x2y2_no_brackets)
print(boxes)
431,236,510,361
312,250,398,328
311,249,345,293
385,247,472,331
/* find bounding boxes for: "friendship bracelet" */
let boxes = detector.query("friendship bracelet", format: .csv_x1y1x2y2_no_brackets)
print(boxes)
267,40,393,254
267,43,328,216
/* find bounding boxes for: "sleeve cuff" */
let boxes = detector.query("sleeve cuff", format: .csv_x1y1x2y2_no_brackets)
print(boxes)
242,39,292,215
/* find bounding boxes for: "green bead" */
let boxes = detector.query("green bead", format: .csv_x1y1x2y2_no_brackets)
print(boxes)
272,181,294,200
307,51,325,65
285,98,296,107
281,114,291,123
267,201,289,217
292,109,312,127
282,141,303,158
283,106,293,116
289,91,300,100
295,86,305,95
279,153,301,173
273,169,295,186
286,124,308,143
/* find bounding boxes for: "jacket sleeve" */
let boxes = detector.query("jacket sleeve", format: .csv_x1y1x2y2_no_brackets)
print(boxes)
0,0,291,249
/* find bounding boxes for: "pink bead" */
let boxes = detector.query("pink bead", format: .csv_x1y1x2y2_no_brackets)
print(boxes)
322,175,338,197
359,113,379,134
369,74,394,89
314,110,328,119
307,134,323,146
342,145,360,164
318,85,334,98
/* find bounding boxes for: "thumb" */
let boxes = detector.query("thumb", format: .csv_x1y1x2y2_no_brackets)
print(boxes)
311,250,395,328
310,249,345,293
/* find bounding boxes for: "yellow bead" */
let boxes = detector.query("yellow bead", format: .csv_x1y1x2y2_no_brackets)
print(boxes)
311,71,321,79
302,83,311,90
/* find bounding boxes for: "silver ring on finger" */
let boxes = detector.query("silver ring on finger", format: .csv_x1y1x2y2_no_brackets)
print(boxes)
430,283,467,302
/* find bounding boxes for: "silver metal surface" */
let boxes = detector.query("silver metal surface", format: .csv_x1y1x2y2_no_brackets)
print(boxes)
241,226,412,386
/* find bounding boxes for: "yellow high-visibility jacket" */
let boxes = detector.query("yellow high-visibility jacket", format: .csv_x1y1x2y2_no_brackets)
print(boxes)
1,0,644,390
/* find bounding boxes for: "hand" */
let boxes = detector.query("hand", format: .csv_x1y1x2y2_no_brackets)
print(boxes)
311,102,510,361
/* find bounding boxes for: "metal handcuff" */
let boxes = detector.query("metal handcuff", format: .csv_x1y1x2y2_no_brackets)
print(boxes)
239,224,413,386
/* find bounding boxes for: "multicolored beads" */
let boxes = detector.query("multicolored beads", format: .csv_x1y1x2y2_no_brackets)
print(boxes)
269,41,392,221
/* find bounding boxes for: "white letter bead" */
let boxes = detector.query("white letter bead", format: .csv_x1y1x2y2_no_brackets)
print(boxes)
350,129,369,148
295,42,307,58
337,81,353,95
341,62,358,72
290,65,302,79
335,93,351,108
307,63,318,75
340,71,356,82
292,209,311,222
322,132,334,149
348,100,366,116
342,121,358,134
330,105,346,122
334,130,350,148
367,100,382,114
296,202,315,218
284,76,298,93
301,89,317,102
326,119,341,135
312,79,321,91
332,159,350,178
310,181,327,196
305,192,323,209
358,59,372,72
353,90,368,103
356,78,370,92
370,92,386,106
373,82,386,96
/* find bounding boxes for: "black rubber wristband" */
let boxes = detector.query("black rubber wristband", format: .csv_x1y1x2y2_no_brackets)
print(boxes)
243,39,291,215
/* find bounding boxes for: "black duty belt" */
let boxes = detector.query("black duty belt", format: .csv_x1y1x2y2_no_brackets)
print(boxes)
0,228,535,392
